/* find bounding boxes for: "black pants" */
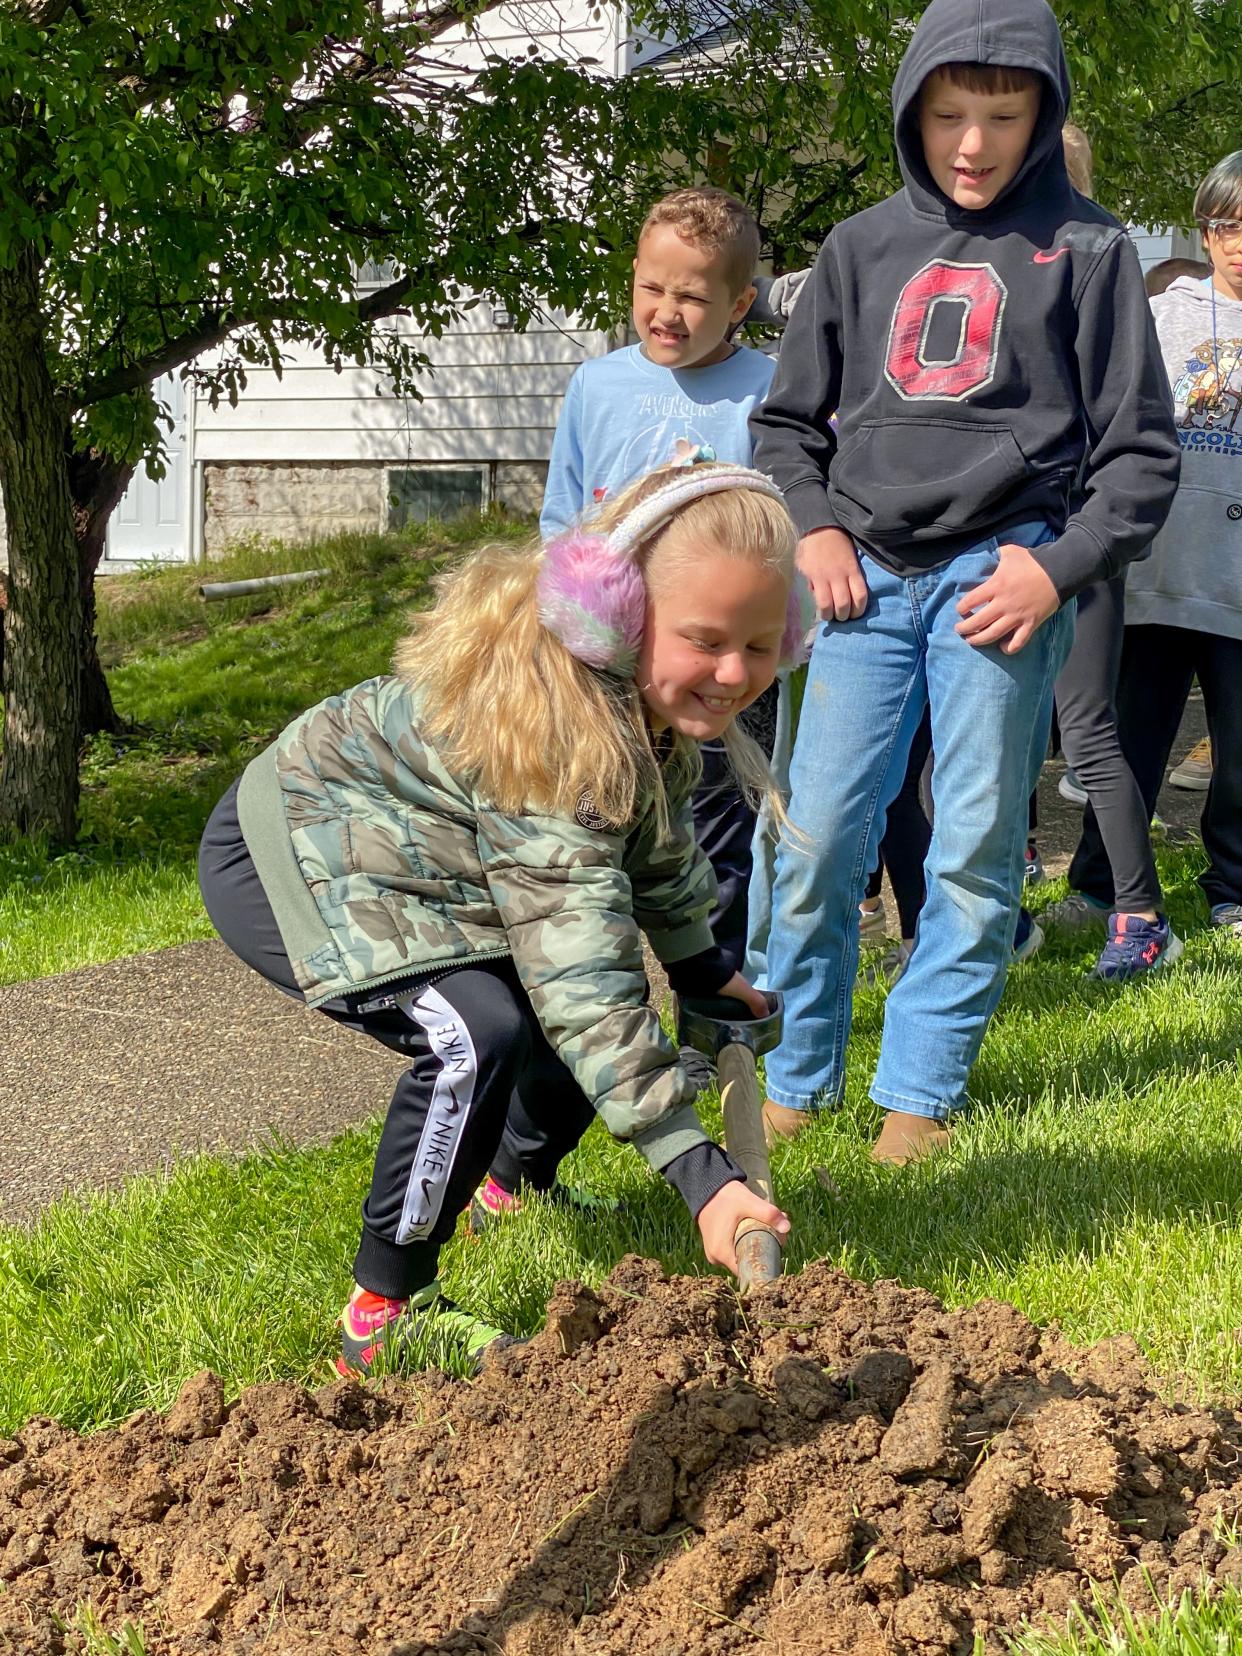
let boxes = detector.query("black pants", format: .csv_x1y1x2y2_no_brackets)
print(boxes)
1058,576,1162,913
692,681,779,977
198,785,594,1300
1070,624,1242,911
863,707,933,940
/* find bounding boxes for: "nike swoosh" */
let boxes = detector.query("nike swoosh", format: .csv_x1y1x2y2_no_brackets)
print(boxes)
442,1082,463,1117
1033,247,1071,264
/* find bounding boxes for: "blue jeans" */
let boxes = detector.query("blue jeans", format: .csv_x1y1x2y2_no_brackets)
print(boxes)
745,671,794,985
763,528,1074,1122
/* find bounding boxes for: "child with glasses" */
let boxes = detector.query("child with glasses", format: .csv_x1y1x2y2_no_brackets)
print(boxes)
1067,151,1242,943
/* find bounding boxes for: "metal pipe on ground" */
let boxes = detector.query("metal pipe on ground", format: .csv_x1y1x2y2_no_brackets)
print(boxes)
200,568,331,602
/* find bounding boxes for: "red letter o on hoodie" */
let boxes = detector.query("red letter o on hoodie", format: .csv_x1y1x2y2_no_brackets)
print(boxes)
884,260,1007,401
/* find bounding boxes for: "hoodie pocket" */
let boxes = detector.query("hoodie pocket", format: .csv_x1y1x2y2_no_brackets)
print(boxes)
831,418,1030,541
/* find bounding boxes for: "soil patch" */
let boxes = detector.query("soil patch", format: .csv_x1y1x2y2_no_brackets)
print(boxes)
5,1260,1242,1655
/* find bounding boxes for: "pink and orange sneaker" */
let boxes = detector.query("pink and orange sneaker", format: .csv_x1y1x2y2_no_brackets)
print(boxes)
466,1175,620,1237
337,1280,512,1377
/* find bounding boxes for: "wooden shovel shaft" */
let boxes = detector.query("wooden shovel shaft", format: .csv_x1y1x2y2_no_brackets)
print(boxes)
717,1041,782,1289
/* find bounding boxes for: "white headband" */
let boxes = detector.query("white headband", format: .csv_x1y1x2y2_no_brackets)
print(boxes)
606,466,787,560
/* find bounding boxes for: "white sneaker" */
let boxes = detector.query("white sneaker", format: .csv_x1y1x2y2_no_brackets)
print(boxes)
860,938,914,986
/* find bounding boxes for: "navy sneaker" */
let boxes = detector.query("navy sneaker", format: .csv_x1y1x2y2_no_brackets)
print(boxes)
1013,909,1045,962
1092,913,1184,981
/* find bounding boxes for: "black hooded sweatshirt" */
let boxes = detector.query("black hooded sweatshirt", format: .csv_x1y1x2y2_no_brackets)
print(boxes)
750,0,1180,599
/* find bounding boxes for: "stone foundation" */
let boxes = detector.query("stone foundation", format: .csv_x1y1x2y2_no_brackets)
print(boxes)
204,462,386,558
493,461,548,518
204,459,547,557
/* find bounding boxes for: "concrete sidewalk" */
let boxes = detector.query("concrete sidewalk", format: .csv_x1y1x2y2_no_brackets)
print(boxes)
0,941,404,1226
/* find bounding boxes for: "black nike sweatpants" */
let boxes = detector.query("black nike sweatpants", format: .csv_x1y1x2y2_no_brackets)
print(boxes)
198,784,594,1300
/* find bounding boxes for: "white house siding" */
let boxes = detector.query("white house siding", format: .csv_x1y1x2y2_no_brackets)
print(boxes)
413,0,624,78
188,0,622,555
1131,224,1203,272
194,305,612,552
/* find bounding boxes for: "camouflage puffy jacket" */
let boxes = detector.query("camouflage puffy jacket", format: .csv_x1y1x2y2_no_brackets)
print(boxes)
236,676,718,1171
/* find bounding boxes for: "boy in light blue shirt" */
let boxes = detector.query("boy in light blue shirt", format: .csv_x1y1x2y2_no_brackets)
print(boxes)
540,188,774,537
522,192,775,1122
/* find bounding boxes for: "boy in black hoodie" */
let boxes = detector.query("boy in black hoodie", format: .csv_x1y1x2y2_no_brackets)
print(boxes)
751,0,1179,1164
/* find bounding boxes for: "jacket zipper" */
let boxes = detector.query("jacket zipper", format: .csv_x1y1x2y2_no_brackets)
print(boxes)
347,948,513,1015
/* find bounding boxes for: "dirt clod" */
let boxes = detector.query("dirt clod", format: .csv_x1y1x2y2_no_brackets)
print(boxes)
3,1258,1242,1654
166,1369,226,1441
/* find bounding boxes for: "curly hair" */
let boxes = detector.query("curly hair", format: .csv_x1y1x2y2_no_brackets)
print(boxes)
638,187,761,298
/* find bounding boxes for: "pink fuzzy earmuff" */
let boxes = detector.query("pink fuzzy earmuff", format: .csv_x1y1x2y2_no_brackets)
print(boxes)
537,466,810,678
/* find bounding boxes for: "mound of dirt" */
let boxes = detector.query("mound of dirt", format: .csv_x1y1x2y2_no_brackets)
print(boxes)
5,1260,1242,1656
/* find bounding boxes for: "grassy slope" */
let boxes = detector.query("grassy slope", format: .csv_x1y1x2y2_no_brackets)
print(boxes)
0,519,523,986
3,526,1240,1656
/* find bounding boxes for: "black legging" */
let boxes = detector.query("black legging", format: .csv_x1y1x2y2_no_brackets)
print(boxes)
1070,623,1242,911
1057,575,1162,913
197,783,595,1298
863,708,933,940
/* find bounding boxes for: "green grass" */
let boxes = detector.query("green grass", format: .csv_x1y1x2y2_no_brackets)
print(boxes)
3,524,1242,1654
999,1586,1242,1655
0,513,527,987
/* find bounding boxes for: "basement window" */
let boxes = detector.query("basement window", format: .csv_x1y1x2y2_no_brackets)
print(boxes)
386,467,488,528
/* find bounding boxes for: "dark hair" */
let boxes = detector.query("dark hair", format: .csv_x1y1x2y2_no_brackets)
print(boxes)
931,62,1043,97
1144,257,1211,298
1193,150,1242,228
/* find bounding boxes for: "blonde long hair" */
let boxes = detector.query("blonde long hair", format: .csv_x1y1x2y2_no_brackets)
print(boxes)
394,466,797,838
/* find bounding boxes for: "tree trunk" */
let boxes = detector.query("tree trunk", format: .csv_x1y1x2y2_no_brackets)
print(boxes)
0,246,83,843
78,573,121,736
69,451,134,737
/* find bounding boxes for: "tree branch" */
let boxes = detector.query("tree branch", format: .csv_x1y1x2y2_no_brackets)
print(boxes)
70,271,425,408
22,0,75,26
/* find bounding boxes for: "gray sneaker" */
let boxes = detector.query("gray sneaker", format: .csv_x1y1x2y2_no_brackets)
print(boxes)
1057,767,1089,805
1211,903,1242,939
860,937,914,986
859,897,889,943
1169,737,1212,792
1042,891,1110,932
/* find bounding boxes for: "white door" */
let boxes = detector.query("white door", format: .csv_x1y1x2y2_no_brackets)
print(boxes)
104,375,190,564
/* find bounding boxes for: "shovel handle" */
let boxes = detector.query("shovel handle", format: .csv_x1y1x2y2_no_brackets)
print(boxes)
735,1228,784,1293
718,1042,782,1289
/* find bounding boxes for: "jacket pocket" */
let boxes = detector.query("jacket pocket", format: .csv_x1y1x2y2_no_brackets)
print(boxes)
831,418,1030,541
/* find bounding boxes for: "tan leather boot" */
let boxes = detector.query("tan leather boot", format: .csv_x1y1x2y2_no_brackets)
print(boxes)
870,1110,950,1166
762,1099,811,1146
